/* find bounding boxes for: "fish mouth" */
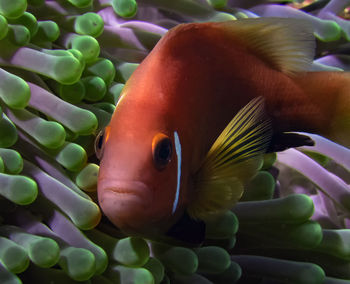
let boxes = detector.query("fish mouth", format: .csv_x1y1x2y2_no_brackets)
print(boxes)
97,179,153,223
98,179,152,201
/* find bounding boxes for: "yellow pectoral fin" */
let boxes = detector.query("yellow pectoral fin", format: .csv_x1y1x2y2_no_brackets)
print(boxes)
189,97,272,220
188,177,244,220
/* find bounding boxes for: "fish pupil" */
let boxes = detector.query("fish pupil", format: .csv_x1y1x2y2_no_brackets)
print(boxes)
154,138,172,170
97,133,104,149
159,141,171,160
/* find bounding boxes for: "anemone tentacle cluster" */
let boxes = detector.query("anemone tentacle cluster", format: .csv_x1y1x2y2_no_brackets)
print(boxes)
0,0,350,283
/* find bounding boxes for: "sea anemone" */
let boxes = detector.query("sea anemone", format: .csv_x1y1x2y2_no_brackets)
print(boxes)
0,0,349,283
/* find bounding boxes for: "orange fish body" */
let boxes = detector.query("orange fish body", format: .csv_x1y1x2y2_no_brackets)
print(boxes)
97,18,350,240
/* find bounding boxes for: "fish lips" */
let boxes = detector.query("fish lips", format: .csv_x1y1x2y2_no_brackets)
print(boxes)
97,179,154,230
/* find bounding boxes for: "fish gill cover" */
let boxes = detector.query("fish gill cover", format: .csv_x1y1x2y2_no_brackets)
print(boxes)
0,0,349,283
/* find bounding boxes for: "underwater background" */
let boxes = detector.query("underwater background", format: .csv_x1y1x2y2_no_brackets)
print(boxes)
0,0,350,283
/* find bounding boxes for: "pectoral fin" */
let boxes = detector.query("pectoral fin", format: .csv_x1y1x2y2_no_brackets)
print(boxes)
188,97,273,220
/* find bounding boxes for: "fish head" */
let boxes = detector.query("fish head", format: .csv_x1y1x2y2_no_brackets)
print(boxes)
96,101,187,237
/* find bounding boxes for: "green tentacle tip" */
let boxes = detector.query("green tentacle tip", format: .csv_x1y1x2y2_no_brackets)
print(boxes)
285,221,323,248
281,194,315,222
206,0,227,8
209,261,242,283
195,246,231,274
68,0,92,8
234,12,249,19
67,49,85,65
0,115,17,147
107,265,154,284
209,12,236,22
85,58,116,86
28,238,60,268
291,262,325,284
0,69,30,109
113,237,150,267
206,211,238,239
157,246,198,275
234,194,314,224
116,63,139,82
112,0,138,18
75,12,104,37
0,15,8,40
67,109,98,135
54,142,87,172
0,264,22,284
143,258,164,284
70,198,101,230
35,121,66,149
52,56,83,85
241,171,275,201
8,12,37,37
33,20,60,42
7,24,30,45
242,220,323,249
59,80,85,104
75,163,99,192
82,76,107,102
315,20,342,42
317,229,350,260
262,152,277,170
70,35,100,63
0,237,29,273
59,247,96,281
93,102,115,114
0,174,37,205
233,256,325,284
108,83,124,104
0,0,27,19
0,148,23,174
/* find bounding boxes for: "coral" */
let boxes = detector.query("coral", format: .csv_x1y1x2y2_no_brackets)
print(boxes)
0,0,349,283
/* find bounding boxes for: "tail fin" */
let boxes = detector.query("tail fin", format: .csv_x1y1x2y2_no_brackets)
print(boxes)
296,71,350,148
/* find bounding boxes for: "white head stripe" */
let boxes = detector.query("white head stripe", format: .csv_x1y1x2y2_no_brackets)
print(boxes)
172,131,182,214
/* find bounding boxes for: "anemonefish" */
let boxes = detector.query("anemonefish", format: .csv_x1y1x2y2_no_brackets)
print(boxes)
96,17,350,243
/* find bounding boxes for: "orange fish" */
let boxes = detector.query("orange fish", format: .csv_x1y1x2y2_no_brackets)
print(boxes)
96,18,350,242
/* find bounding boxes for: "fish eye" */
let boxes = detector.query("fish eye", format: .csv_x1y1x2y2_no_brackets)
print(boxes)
152,133,172,170
95,129,105,159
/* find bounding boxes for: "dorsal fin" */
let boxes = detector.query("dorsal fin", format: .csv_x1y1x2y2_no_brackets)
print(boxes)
219,18,315,75
188,97,273,220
